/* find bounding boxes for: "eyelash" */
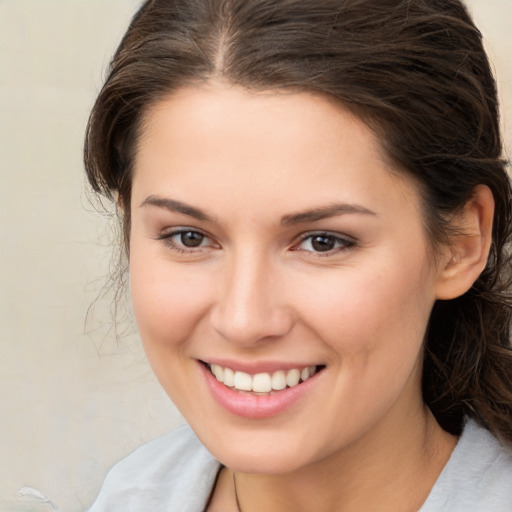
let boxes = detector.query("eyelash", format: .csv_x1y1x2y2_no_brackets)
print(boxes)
293,231,357,255
157,228,215,254
156,229,356,256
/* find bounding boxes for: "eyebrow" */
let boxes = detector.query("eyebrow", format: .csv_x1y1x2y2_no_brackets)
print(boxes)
140,195,215,222
140,195,376,225
280,203,377,225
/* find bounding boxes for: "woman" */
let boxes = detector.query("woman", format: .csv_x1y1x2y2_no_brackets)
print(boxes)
85,0,512,510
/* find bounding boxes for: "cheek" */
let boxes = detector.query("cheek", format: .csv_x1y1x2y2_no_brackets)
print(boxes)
299,262,434,434
293,255,435,365
128,254,216,413
129,253,212,351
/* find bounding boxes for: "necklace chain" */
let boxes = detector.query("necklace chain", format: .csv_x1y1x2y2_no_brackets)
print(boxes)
233,472,243,512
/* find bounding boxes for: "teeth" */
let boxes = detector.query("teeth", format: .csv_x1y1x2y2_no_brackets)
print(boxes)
211,364,224,381
224,367,235,387
253,373,272,393
234,371,253,391
271,370,286,391
208,364,320,393
286,369,300,387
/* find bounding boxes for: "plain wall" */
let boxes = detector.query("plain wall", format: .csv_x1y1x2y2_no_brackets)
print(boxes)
0,1,510,510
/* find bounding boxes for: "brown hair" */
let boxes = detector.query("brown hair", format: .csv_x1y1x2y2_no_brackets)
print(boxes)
84,0,512,441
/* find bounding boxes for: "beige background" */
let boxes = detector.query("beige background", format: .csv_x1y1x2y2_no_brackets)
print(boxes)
0,1,510,511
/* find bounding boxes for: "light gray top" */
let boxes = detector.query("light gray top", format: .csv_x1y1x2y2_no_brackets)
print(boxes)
87,419,512,512
420,420,512,511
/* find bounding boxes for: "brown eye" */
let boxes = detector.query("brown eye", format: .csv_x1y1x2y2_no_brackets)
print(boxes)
157,227,218,254
311,234,337,252
296,232,355,254
178,231,205,247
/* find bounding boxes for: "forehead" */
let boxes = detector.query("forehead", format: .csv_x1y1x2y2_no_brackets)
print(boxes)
133,84,420,223
136,84,383,168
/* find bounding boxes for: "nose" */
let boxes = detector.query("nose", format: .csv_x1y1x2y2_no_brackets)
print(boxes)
209,249,294,346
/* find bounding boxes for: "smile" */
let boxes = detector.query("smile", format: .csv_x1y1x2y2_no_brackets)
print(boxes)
200,361,326,418
208,363,320,394
197,360,327,419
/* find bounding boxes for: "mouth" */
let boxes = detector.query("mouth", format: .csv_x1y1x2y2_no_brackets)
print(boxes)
199,360,326,419
203,361,326,396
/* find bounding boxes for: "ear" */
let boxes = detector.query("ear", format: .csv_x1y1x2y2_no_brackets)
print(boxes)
435,185,494,300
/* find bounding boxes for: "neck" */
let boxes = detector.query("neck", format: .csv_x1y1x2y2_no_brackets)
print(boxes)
232,407,456,512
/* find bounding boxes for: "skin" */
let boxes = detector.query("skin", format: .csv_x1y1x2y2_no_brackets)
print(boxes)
128,83,493,511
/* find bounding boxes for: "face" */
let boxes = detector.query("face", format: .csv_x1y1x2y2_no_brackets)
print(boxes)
129,84,446,474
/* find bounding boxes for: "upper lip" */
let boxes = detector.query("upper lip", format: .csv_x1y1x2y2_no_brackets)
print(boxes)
200,358,324,374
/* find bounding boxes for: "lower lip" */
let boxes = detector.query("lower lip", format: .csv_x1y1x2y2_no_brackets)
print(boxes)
199,362,323,419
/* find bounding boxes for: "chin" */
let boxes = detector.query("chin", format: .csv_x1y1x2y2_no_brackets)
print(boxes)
195,423,325,474
219,447,311,475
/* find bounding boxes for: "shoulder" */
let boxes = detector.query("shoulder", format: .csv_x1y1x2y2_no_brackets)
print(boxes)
87,424,221,512
421,419,512,512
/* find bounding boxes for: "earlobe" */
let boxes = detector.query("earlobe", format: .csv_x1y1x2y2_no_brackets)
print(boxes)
435,185,494,300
